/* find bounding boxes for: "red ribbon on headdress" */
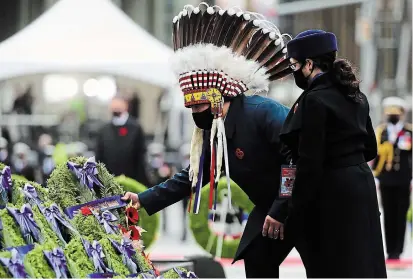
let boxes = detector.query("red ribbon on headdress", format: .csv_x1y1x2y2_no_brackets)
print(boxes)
209,144,216,210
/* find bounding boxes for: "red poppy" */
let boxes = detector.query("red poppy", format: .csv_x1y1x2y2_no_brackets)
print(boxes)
118,224,129,235
126,206,139,225
80,206,93,216
119,127,128,136
129,225,141,241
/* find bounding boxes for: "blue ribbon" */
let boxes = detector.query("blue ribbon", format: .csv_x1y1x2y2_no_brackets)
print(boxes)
172,268,198,278
22,183,42,206
43,247,69,279
67,157,104,192
0,166,12,204
41,203,78,245
137,271,157,279
0,248,28,278
110,238,138,274
82,238,112,274
7,204,42,244
94,210,119,235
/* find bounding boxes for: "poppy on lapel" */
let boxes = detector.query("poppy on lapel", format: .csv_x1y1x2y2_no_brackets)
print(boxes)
294,103,298,113
235,148,244,160
119,127,128,136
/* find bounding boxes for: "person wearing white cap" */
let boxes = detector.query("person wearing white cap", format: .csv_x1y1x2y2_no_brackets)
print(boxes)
372,96,412,261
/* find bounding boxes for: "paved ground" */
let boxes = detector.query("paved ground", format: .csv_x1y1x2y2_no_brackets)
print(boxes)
149,200,412,278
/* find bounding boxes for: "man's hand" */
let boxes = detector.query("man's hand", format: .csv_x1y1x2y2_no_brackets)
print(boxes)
121,192,141,208
262,215,284,240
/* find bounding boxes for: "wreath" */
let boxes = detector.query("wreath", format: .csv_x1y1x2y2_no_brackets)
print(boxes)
189,177,254,258
0,160,198,278
114,175,160,249
47,156,123,209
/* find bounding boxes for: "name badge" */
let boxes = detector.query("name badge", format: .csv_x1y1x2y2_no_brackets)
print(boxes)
279,165,296,198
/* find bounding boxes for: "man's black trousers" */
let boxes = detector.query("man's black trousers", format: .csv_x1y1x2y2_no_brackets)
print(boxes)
380,184,411,258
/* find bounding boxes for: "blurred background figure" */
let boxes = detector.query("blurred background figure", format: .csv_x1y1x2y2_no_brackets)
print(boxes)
373,96,412,261
95,96,149,186
147,142,174,234
37,133,55,185
11,142,35,181
0,137,11,166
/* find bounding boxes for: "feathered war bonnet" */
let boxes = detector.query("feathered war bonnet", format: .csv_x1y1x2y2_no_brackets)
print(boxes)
171,3,292,214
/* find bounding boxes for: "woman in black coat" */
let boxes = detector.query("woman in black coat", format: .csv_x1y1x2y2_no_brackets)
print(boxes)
280,30,387,278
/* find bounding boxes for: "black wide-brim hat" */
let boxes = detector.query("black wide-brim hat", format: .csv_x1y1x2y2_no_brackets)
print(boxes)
287,29,338,61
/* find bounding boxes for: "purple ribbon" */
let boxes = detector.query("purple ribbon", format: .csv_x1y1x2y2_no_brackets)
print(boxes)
22,183,42,206
82,238,112,274
7,204,42,244
138,272,157,279
0,248,28,278
110,238,138,274
43,247,69,279
67,157,104,192
0,166,12,204
41,203,78,245
172,268,198,278
94,210,119,235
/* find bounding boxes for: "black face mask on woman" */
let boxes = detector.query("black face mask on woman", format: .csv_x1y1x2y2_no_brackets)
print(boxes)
293,63,313,90
192,107,214,130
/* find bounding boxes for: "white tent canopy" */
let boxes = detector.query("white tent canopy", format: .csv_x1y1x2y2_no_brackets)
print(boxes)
0,0,174,88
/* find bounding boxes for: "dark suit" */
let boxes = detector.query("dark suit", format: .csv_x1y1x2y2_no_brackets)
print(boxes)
138,95,292,277
95,117,150,186
280,74,387,278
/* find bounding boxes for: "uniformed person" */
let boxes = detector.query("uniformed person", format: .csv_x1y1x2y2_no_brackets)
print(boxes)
280,30,387,277
373,96,412,260
122,4,300,278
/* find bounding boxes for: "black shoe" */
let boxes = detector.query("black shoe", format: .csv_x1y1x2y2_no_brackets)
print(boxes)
388,254,400,260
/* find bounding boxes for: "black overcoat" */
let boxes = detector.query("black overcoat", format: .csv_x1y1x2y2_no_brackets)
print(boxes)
138,95,290,261
279,74,387,278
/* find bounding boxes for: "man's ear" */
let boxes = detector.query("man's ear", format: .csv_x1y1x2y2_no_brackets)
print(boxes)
306,59,313,71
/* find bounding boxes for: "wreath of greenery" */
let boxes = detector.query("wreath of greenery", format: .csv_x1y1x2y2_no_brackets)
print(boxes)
189,177,254,259
47,157,124,209
0,160,196,278
0,250,11,278
24,241,58,278
114,175,160,249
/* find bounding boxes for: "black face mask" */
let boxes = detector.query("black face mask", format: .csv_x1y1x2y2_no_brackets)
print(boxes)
387,114,400,125
192,107,214,130
293,63,312,90
112,111,122,117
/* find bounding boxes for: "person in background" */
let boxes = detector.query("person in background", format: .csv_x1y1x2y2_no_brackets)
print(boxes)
147,142,173,234
373,96,412,261
95,96,149,186
0,137,11,166
280,29,386,277
11,142,35,181
37,134,54,184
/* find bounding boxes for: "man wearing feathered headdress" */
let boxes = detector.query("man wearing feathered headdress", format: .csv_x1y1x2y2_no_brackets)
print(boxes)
373,96,412,261
123,4,303,277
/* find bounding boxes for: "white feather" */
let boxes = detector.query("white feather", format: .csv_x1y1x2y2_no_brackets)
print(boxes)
189,126,204,187
170,44,270,93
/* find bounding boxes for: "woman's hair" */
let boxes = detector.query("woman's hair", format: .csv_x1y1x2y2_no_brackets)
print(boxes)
310,51,363,103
